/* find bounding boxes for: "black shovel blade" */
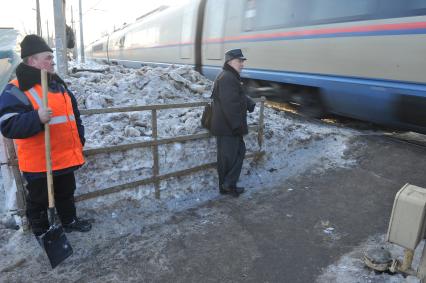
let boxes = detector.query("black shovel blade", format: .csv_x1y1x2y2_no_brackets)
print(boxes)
38,224,73,268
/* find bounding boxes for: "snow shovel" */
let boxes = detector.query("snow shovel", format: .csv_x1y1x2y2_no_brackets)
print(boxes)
37,70,73,268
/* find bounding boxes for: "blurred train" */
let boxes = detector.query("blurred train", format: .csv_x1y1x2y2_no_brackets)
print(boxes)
86,0,426,133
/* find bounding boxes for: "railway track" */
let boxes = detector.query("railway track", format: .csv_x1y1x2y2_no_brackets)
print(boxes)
381,132,426,150
265,99,426,150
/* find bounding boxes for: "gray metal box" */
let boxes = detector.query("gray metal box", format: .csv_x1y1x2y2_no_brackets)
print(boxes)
387,183,426,250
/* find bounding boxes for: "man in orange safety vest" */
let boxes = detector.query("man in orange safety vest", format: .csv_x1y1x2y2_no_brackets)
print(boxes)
0,35,91,236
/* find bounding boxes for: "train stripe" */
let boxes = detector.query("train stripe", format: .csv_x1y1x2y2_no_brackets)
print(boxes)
103,21,426,50
207,21,426,43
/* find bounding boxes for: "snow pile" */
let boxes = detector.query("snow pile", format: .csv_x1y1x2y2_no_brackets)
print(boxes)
61,61,358,210
68,63,212,147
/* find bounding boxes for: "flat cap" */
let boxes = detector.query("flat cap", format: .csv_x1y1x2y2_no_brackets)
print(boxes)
225,49,247,62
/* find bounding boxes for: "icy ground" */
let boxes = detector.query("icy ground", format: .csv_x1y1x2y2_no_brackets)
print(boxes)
0,61,415,282
317,235,422,283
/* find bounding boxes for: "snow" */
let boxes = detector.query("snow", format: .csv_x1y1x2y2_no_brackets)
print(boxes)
317,234,422,283
0,60,402,281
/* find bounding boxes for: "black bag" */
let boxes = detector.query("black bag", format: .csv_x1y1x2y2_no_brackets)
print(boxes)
201,101,212,130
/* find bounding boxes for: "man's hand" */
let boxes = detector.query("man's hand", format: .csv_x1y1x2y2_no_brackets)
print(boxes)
38,108,52,124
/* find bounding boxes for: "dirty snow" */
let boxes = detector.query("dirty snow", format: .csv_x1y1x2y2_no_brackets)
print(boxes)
317,234,422,283
0,60,407,282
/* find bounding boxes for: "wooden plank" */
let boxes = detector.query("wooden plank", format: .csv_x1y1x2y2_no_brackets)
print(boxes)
258,96,266,149
83,127,257,156
0,159,19,166
4,139,27,218
75,176,157,202
83,133,209,156
151,109,160,199
75,151,265,202
79,98,263,116
80,102,208,115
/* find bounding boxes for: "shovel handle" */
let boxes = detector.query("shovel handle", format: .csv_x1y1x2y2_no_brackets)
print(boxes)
41,70,54,209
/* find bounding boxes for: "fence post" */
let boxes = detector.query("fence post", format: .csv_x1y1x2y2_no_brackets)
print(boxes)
151,109,160,199
257,96,265,149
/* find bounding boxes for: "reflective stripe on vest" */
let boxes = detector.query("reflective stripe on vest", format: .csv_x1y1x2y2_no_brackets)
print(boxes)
27,87,43,107
8,79,84,172
49,115,75,125
25,87,76,126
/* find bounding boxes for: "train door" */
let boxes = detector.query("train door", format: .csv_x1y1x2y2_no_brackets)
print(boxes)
180,4,196,59
204,0,227,60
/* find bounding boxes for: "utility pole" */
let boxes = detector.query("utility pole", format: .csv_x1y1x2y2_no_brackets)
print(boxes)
53,0,68,76
79,0,85,63
46,21,50,46
36,0,42,36
71,5,78,60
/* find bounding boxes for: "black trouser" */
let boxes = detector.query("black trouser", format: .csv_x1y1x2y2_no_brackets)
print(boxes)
25,172,77,225
216,135,246,189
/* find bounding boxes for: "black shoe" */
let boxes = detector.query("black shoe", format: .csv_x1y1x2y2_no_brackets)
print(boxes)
222,186,244,197
235,186,245,195
63,218,92,233
219,185,232,195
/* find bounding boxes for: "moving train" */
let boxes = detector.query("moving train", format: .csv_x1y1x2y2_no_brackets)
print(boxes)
86,0,426,133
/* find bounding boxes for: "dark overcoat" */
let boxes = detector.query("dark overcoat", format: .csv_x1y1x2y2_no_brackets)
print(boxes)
210,64,255,136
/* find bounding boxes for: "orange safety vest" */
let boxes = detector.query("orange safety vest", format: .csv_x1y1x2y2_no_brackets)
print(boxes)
10,80,84,172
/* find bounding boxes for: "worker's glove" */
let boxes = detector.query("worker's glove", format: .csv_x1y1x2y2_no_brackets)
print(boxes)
38,108,52,124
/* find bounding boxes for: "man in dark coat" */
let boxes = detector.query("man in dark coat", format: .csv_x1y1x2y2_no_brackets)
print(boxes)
210,49,255,197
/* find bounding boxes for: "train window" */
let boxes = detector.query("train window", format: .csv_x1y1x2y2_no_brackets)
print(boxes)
309,0,377,24
378,0,426,17
243,0,425,31
125,26,159,48
407,0,426,10
246,0,307,30
92,43,104,52
205,0,226,39
124,32,134,48
403,0,426,16
119,36,125,48
244,0,256,31
181,4,195,43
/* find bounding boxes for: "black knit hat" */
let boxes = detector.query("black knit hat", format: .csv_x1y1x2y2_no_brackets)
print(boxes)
20,34,53,59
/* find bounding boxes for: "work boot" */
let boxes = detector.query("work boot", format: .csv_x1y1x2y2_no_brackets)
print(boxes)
235,186,245,195
223,186,244,197
219,185,232,195
63,218,92,233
